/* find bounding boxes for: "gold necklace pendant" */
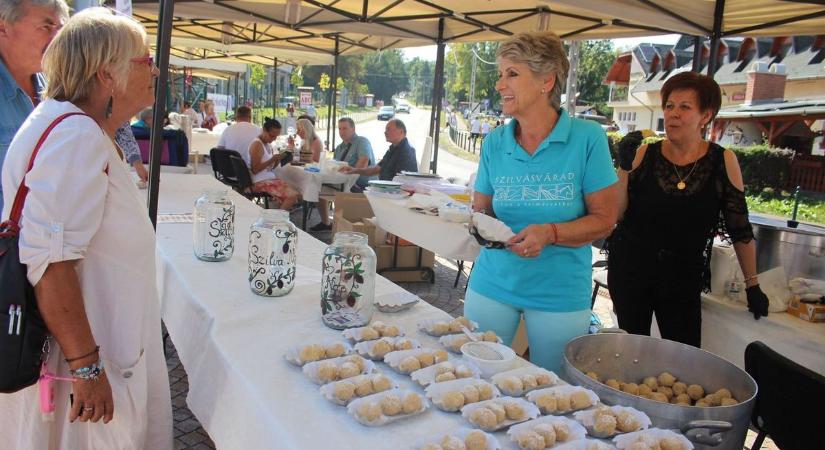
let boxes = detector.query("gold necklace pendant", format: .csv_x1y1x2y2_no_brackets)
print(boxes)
677,181,686,190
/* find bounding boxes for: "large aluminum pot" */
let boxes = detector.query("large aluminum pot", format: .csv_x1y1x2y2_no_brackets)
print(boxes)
750,213,825,280
563,333,756,450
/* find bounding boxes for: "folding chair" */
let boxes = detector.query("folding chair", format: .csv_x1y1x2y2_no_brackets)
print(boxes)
745,341,825,450
228,155,270,209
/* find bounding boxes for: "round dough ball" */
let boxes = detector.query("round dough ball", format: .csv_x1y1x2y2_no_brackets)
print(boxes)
455,365,474,379
638,384,653,397
333,381,356,402
481,331,498,342
500,376,523,396
402,392,423,414
440,391,466,412
395,339,414,351
594,413,617,436
694,399,710,407
380,394,402,416
686,384,705,401
487,402,506,423
346,355,365,371
622,382,640,395
382,325,400,337
660,437,687,450
673,393,691,404
504,401,526,421
704,394,721,406
417,352,436,367
553,422,571,442
586,371,600,382
421,444,443,450
658,372,676,387
533,423,557,447
338,361,360,379
440,435,466,450
516,431,545,450
657,385,674,400
436,372,457,383
535,393,557,414
606,379,621,390
556,394,571,412
356,401,382,423
535,372,553,386
371,339,392,358
449,319,466,333
649,392,669,403
476,383,494,401
616,410,641,433
450,336,470,352
628,443,653,450
462,385,480,404
570,390,593,410
325,342,346,358
464,430,489,450
435,362,455,375
316,362,339,383
642,376,659,390
434,349,450,363
456,316,472,327
299,344,324,363
371,374,392,393
399,356,421,373
672,381,687,395
432,322,450,335
360,327,380,341
355,377,374,396
720,397,739,406
521,375,538,391
715,388,732,399
469,407,498,431
371,321,387,332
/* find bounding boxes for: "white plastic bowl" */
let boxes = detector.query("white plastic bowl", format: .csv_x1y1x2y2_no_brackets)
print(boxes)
460,341,517,378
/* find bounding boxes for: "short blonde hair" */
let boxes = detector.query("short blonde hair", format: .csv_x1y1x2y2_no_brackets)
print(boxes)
42,7,147,103
496,31,569,111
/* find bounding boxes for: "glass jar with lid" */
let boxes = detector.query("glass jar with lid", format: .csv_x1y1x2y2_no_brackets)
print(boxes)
193,189,235,261
320,231,376,329
248,209,298,296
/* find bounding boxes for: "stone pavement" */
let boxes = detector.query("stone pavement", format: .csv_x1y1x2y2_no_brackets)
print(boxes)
165,208,777,449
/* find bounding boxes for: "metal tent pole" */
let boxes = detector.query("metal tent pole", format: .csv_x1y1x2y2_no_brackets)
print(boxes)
330,36,340,150
707,0,726,77
147,0,174,228
565,40,580,115
272,57,278,121
692,36,702,72
429,18,445,174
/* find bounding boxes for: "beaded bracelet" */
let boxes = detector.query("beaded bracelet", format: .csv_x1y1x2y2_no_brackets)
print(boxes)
69,360,105,382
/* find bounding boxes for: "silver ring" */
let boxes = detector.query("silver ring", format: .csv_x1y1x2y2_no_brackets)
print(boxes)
83,406,94,412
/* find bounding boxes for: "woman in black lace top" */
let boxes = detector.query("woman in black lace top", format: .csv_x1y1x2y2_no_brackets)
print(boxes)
607,72,769,347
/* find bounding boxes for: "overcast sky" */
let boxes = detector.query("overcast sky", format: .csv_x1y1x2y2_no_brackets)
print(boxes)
401,34,681,61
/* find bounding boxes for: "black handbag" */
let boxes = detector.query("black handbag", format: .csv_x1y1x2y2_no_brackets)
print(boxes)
0,112,87,393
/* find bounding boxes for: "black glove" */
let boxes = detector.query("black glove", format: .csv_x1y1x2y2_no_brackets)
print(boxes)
617,130,644,171
746,285,769,320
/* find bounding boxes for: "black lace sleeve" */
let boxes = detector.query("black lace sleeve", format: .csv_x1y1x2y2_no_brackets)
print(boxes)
719,170,754,244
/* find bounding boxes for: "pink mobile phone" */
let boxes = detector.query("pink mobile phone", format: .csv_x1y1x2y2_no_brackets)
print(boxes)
39,374,55,413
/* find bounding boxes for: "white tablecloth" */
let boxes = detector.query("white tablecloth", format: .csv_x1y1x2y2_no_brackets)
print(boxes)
700,293,825,375
190,128,222,154
365,192,481,262
154,174,528,449
275,164,359,203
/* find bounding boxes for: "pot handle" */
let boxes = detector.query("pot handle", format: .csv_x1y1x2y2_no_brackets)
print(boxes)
596,328,627,334
681,420,733,447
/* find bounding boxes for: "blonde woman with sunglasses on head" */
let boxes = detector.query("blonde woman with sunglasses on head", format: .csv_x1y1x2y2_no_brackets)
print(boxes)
0,8,172,449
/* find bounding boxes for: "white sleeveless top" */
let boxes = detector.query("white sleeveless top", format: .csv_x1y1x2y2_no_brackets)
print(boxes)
246,138,277,184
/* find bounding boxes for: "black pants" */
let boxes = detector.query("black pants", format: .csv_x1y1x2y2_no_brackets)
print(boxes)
606,230,704,347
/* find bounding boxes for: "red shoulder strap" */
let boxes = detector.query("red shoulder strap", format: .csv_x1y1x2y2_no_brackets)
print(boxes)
8,112,90,226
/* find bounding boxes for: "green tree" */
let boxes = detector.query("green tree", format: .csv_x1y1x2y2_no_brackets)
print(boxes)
249,64,266,90
445,42,499,110
362,49,408,102
290,67,304,91
406,57,434,106
318,72,331,91
336,76,345,90
576,40,617,114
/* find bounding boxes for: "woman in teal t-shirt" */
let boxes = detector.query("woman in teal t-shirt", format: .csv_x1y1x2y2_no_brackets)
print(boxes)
467,32,619,372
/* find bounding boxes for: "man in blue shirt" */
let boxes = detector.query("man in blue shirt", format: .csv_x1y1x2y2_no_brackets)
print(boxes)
340,119,417,181
311,117,376,232
0,0,68,212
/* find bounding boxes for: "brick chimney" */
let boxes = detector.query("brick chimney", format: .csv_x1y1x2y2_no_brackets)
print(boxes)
745,62,787,105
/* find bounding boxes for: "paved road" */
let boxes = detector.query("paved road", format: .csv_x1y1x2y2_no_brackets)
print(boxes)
334,106,479,184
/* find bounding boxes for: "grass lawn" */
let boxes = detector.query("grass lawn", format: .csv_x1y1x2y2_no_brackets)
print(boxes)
747,191,825,226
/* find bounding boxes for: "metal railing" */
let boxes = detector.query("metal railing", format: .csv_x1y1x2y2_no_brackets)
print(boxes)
446,124,484,153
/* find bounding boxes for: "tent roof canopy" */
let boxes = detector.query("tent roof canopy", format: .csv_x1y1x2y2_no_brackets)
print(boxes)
132,0,825,60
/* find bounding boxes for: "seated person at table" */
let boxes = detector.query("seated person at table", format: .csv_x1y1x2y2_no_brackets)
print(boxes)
340,118,417,181
181,101,198,126
244,118,300,209
132,106,153,129
218,106,260,152
289,117,323,164
310,117,376,232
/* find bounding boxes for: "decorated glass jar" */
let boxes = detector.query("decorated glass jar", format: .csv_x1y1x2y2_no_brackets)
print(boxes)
248,209,298,296
321,232,376,329
193,189,235,261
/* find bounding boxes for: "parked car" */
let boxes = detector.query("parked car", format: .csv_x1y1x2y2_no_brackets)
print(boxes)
395,102,410,113
575,113,611,132
377,105,395,120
